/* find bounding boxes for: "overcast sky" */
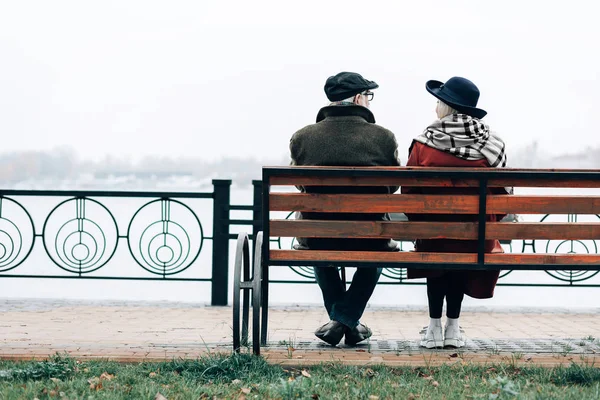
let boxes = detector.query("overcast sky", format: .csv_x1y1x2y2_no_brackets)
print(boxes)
1,1,598,164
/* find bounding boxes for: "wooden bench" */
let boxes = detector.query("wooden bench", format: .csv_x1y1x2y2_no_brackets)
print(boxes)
233,166,600,354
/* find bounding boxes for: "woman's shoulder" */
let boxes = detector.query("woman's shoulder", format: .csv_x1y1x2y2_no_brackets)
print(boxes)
413,143,491,167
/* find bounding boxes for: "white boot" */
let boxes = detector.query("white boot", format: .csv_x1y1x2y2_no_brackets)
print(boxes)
444,317,465,348
419,318,443,349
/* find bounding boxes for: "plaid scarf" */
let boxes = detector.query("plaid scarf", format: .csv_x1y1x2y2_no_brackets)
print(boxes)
414,113,507,167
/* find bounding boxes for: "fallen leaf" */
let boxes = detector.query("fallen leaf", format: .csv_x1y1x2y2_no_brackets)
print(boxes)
238,396,246,400
407,394,420,400
231,379,242,385
391,383,400,388
154,393,167,400
423,376,433,381
49,390,58,397
368,395,379,400
100,372,115,381
301,370,311,378
88,377,102,391
414,368,429,378
449,353,458,358
432,380,439,387
464,384,470,388
149,372,158,377
59,392,65,397
241,388,251,394
83,368,90,373
50,377,61,383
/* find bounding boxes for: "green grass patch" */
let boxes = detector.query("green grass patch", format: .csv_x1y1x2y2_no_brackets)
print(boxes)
1,353,600,399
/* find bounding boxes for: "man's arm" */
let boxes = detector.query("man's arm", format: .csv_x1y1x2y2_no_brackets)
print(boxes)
289,132,305,192
386,132,401,194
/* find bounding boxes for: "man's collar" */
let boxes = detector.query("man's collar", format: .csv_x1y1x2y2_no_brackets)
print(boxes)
316,105,376,123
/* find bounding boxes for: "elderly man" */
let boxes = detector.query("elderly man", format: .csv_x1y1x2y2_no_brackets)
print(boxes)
289,72,401,346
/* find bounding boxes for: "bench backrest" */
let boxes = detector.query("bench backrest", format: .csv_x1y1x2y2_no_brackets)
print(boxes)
262,166,600,270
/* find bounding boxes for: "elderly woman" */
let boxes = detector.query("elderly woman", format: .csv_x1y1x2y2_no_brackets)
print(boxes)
402,77,510,348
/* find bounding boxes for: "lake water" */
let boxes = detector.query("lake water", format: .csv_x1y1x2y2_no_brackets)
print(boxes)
0,183,599,310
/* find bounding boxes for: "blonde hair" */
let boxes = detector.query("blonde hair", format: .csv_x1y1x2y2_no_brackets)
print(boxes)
436,100,457,119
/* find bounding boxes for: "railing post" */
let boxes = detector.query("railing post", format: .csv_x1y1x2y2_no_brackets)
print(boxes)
252,180,263,257
249,180,263,308
211,179,232,306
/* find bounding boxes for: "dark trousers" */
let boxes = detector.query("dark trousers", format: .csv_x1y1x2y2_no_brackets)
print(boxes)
314,266,382,328
427,272,466,319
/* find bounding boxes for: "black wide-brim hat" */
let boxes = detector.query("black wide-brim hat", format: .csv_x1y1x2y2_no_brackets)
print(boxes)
324,72,379,102
426,76,487,119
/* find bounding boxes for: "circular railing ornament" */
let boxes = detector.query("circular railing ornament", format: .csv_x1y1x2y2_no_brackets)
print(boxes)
536,214,600,283
127,199,203,276
276,211,316,280
382,240,413,280
0,197,35,272
42,198,118,274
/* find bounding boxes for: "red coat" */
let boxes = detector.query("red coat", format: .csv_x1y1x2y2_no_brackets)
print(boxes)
402,141,508,299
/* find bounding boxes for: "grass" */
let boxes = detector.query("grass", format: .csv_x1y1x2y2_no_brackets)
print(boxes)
1,353,600,399
277,335,297,359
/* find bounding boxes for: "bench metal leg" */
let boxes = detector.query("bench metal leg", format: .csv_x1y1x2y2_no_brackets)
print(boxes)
252,232,263,355
242,242,250,346
232,233,250,352
261,263,269,346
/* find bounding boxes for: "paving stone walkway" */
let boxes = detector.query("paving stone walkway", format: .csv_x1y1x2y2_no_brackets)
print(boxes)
1,299,599,366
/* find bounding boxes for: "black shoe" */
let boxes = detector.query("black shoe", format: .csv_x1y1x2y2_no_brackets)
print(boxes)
314,320,346,346
344,323,372,346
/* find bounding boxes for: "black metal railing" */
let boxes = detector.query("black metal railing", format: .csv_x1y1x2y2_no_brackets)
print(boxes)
2,177,599,308
0,180,234,305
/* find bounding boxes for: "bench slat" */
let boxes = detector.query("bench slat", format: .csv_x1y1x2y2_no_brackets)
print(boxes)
270,193,476,213
269,220,600,240
266,167,600,188
270,250,600,265
269,194,600,215
270,176,600,188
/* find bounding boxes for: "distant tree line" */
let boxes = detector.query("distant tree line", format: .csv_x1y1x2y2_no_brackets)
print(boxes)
0,142,598,189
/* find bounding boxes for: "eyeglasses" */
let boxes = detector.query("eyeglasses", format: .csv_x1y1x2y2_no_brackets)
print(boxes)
362,91,374,101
